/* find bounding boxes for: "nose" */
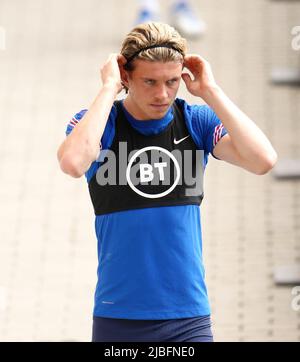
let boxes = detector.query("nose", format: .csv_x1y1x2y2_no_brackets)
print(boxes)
155,84,169,101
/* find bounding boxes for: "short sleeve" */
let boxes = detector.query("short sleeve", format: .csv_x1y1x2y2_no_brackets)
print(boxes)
202,106,228,159
65,109,88,136
65,109,99,182
181,100,227,160
64,106,118,183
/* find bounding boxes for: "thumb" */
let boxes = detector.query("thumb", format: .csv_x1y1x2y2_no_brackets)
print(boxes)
182,73,192,87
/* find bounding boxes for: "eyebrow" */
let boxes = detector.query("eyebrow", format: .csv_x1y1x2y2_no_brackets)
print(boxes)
141,77,180,81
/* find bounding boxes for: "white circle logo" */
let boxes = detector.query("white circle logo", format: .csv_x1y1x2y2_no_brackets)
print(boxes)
126,146,180,199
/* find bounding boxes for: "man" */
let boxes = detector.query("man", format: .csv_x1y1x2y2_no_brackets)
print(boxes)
57,22,277,342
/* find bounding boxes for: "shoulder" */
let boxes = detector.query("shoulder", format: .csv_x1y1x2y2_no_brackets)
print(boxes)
174,98,212,147
175,98,209,117
175,98,215,134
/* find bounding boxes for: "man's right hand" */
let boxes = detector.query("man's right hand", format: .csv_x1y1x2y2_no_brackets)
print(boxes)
100,53,127,93
58,53,128,178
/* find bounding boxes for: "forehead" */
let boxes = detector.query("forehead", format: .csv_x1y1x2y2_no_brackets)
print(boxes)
132,60,183,78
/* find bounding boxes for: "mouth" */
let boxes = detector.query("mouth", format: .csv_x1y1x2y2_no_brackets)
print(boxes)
150,104,169,110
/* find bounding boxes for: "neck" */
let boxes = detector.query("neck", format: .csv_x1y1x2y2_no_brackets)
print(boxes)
123,97,149,121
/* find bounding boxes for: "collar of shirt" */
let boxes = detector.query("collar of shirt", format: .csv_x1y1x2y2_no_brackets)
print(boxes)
120,100,174,136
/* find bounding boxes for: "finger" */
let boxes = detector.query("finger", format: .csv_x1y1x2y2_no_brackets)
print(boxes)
181,73,192,86
183,57,199,72
185,60,205,78
184,55,207,71
184,54,199,64
103,54,115,67
184,54,207,63
108,53,117,61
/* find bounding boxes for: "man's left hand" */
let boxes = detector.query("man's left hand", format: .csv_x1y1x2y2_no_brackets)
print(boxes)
182,54,218,99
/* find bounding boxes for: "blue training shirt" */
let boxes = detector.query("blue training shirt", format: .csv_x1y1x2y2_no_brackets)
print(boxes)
65,98,227,320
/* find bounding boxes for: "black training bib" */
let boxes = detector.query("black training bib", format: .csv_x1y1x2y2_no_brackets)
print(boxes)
88,100,204,215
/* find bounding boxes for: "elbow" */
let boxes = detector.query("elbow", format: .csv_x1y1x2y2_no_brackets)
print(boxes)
57,152,84,178
255,150,278,175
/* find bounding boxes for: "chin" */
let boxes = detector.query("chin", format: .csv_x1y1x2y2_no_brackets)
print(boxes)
149,106,169,117
150,111,167,120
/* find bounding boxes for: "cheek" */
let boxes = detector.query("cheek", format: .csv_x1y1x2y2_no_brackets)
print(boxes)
129,86,149,104
134,86,153,99
130,83,145,95
169,85,180,97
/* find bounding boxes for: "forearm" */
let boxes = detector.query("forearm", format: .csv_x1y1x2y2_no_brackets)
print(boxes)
57,83,119,177
203,86,277,169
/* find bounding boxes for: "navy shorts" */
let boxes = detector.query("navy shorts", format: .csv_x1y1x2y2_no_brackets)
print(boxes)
92,315,213,342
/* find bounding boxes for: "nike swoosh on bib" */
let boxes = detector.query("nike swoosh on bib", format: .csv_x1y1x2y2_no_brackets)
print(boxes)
174,135,190,145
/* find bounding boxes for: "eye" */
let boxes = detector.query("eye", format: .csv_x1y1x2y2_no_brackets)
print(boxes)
167,79,178,86
145,79,155,85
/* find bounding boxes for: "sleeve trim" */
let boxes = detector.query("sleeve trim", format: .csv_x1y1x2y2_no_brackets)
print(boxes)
211,131,228,160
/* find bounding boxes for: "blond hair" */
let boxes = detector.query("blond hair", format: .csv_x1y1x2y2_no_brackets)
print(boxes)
121,22,187,71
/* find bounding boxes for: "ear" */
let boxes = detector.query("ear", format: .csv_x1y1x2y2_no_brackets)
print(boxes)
118,55,130,88
120,67,130,89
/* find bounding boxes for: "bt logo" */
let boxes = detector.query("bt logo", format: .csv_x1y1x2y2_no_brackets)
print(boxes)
126,146,180,199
